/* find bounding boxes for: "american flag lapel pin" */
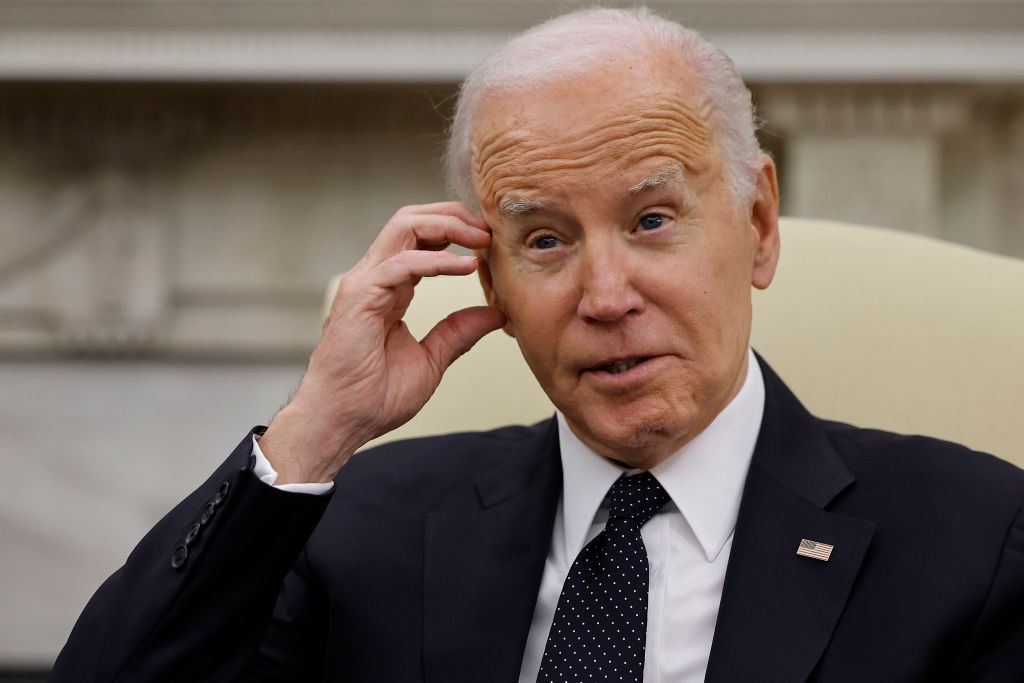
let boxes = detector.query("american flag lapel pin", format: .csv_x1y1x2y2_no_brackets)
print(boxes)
796,538,834,561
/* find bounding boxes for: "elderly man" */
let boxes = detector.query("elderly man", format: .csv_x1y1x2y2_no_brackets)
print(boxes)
54,8,1023,683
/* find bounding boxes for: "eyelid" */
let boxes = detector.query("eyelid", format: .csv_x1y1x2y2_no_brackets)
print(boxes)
635,210,671,231
527,231,561,249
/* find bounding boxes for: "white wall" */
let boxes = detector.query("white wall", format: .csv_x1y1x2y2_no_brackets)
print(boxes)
0,361,305,664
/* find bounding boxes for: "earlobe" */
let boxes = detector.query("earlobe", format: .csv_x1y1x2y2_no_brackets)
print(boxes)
749,155,781,290
475,250,516,337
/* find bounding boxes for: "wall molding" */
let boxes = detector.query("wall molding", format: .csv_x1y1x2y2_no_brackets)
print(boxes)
0,1,1023,82
2,1,1022,32
758,86,977,134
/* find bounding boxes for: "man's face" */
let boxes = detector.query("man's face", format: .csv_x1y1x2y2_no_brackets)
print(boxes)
472,54,779,469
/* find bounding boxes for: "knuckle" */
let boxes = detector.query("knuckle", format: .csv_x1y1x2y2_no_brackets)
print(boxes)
389,250,415,267
336,271,360,294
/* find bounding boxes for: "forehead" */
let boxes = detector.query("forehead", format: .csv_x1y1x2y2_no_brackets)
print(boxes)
470,55,717,206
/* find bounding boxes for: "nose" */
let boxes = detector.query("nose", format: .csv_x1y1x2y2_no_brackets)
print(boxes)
575,241,645,322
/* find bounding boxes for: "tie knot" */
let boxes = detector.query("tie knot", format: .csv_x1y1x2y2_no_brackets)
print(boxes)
607,472,669,526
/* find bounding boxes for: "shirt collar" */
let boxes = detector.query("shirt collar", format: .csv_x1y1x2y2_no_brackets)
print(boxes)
556,348,765,563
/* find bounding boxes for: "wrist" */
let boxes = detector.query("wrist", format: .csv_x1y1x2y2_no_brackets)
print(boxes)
260,401,369,485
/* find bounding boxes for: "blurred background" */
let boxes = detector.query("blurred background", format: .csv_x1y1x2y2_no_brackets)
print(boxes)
1,0,1022,678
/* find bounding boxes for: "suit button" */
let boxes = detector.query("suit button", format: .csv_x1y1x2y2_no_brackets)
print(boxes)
214,480,230,506
171,544,188,569
199,501,217,526
184,522,201,545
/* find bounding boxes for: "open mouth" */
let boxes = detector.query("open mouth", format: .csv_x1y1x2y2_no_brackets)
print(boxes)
596,357,650,374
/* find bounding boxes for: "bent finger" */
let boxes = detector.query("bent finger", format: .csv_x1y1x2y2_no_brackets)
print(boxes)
369,214,490,264
399,201,486,229
373,250,479,289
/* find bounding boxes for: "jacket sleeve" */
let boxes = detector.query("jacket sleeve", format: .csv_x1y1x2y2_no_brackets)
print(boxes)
951,501,1024,682
50,429,333,683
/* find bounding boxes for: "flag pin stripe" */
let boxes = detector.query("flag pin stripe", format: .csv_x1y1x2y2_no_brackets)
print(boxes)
796,538,834,561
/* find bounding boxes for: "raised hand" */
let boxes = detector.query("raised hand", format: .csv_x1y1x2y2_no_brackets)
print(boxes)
259,203,507,484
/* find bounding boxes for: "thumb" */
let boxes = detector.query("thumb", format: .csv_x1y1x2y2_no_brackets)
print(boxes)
420,305,507,376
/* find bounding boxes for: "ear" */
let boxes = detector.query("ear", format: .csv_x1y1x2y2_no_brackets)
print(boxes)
475,248,517,337
749,154,781,290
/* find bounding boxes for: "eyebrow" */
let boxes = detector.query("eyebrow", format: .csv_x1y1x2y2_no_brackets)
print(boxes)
628,163,685,194
497,196,546,217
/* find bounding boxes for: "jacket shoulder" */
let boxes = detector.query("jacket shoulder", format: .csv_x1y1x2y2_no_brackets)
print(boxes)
325,418,558,518
341,419,556,478
821,419,1024,510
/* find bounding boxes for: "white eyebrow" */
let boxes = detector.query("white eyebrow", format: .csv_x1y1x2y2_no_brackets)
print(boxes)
497,196,546,217
628,163,685,194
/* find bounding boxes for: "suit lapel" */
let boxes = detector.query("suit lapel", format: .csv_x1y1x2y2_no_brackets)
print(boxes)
706,357,876,683
423,419,562,683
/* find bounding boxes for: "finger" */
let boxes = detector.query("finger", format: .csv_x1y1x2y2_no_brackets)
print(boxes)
405,215,490,250
399,201,486,229
367,213,491,265
373,251,479,289
420,305,507,376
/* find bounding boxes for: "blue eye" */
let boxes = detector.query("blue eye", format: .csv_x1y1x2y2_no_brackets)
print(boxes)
639,214,665,231
533,235,560,249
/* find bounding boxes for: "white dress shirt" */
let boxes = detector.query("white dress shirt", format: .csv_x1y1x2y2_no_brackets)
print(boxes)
254,349,764,681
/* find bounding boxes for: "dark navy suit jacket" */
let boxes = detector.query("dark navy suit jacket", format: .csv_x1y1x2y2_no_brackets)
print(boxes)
52,357,1024,682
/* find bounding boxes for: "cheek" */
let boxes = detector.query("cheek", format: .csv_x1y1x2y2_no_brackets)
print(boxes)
492,267,576,370
487,258,536,334
640,254,739,348
502,283,565,342
483,243,520,312
489,237,564,313
697,254,755,355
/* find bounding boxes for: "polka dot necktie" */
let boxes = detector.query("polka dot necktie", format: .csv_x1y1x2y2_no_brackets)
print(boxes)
538,471,670,681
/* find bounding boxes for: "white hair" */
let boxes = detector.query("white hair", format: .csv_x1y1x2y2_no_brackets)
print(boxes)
444,6,763,211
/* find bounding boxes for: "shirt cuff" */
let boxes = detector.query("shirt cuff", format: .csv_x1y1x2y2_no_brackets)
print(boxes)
252,434,335,495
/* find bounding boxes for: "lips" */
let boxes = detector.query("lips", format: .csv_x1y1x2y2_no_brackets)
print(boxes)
594,357,651,374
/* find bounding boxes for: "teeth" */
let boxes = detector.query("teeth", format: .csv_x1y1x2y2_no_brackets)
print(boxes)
601,358,644,374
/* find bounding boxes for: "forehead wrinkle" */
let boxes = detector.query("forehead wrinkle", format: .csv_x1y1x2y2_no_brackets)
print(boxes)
475,106,709,173
478,137,705,208
472,101,714,203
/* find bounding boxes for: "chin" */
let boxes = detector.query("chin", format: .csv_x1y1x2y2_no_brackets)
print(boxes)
575,408,695,468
